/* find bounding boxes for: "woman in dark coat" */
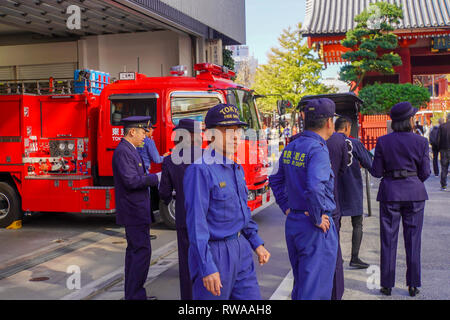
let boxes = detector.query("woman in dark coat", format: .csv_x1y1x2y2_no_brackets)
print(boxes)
370,101,431,297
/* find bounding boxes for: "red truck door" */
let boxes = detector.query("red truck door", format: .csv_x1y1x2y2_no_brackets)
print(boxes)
97,92,161,177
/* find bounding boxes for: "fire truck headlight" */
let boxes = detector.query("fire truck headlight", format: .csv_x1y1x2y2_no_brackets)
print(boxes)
67,142,75,151
59,142,66,150
247,190,256,201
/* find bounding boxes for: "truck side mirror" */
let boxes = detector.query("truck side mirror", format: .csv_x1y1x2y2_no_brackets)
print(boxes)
277,100,292,115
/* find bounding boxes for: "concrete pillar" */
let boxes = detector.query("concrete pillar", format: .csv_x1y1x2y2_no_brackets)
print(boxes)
177,34,192,76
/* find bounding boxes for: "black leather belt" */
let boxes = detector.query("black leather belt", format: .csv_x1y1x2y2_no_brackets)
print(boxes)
384,170,417,179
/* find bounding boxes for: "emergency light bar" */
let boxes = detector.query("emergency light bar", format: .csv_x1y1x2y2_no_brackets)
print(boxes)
194,63,236,79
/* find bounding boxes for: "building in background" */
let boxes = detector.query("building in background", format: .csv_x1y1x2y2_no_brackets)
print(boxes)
0,0,246,81
227,45,258,73
302,0,449,126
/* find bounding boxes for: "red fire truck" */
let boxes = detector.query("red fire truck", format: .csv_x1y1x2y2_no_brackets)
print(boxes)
0,63,272,229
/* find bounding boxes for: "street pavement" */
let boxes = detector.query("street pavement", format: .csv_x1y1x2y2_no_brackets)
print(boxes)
0,162,448,300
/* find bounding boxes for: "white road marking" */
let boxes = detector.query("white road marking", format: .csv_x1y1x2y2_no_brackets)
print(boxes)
269,269,293,300
61,240,177,300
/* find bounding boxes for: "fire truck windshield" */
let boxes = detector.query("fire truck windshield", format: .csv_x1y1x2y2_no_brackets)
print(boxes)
171,93,221,125
170,89,261,136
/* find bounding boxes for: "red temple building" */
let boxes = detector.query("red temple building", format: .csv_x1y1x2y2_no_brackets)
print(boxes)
302,0,450,130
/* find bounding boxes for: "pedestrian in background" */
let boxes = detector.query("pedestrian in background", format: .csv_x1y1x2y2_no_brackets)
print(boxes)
112,116,160,300
269,98,338,300
370,101,431,297
326,117,350,300
184,104,270,300
429,118,444,177
414,120,424,136
159,119,203,300
437,114,450,190
335,117,372,269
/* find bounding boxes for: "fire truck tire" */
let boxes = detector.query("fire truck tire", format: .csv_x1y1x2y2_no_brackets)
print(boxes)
159,199,176,230
0,182,22,228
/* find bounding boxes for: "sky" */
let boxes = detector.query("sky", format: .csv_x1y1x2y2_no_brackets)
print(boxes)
245,0,341,79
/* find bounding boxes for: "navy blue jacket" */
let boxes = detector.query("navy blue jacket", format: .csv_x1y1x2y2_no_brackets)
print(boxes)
326,132,350,219
370,132,430,202
159,146,202,229
183,149,264,279
338,137,373,216
112,138,159,226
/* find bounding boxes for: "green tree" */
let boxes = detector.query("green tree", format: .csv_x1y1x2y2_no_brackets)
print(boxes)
252,22,335,115
359,83,430,114
235,59,254,88
222,48,235,71
339,2,404,91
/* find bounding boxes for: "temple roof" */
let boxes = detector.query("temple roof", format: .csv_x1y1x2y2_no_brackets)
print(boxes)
302,0,450,36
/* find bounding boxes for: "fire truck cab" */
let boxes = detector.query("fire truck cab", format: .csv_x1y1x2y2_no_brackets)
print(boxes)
0,63,272,229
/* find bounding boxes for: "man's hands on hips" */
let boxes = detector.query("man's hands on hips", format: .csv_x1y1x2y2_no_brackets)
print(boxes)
255,245,270,266
203,272,222,296
316,214,330,233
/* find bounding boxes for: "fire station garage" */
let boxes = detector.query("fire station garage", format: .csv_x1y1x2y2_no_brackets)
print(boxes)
0,0,246,82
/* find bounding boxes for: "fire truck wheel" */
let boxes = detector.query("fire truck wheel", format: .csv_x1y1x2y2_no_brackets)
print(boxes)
0,182,22,228
159,199,176,230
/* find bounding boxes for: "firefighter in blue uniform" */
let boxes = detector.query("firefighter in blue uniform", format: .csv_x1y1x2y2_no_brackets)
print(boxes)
183,104,271,300
159,119,203,300
112,116,159,300
269,98,339,300
137,120,168,173
370,102,430,297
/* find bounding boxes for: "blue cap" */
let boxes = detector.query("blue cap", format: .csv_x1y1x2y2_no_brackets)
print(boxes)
204,104,248,129
173,119,204,133
121,116,152,132
304,98,337,120
390,101,418,121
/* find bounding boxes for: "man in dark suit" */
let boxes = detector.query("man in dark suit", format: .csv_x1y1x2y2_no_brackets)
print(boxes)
112,116,159,300
159,119,203,300
326,125,350,300
335,117,373,269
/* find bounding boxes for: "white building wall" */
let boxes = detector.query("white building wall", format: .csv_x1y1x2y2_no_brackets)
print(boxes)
0,42,77,67
0,30,196,80
160,0,246,44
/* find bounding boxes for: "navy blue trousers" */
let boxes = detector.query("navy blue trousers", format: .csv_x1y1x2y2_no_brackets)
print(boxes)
191,235,261,300
285,212,338,300
379,201,425,288
124,224,151,300
177,227,193,300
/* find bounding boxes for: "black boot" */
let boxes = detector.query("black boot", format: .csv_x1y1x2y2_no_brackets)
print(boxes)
380,287,392,296
349,257,370,269
408,287,420,297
